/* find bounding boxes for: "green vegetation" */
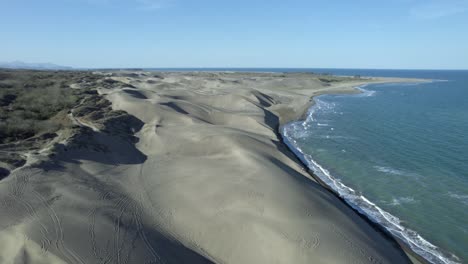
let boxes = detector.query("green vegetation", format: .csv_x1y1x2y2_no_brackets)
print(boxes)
0,69,140,176
0,70,98,143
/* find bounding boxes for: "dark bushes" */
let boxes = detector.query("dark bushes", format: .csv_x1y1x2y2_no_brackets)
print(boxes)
0,70,91,144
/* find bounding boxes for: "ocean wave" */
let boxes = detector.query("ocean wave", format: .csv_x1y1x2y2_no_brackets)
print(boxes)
387,197,417,206
318,135,354,140
447,192,468,205
374,166,420,178
311,99,337,118
375,166,405,175
355,85,377,97
281,121,460,264
289,99,338,138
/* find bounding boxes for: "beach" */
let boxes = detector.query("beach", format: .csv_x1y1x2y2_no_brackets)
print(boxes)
281,70,467,264
0,71,426,264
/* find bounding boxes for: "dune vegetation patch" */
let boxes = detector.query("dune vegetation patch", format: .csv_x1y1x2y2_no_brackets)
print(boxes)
0,70,105,173
0,69,145,175
0,70,101,143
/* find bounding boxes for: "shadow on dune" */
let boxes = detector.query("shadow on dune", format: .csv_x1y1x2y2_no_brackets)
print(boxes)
123,88,148,99
251,91,276,108
84,189,217,264
130,222,216,264
160,102,190,115
43,113,147,169
258,107,303,164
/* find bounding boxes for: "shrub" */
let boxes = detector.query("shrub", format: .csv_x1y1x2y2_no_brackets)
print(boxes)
0,70,91,144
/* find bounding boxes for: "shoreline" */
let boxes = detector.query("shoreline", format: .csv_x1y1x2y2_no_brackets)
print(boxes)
0,70,434,264
277,77,431,126
105,72,431,263
277,83,432,264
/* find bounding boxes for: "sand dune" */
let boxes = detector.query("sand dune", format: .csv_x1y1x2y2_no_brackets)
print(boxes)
0,72,424,263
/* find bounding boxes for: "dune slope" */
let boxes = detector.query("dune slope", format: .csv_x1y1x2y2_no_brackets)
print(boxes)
0,72,419,264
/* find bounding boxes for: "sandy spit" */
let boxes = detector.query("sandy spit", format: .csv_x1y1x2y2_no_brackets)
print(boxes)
0,71,426,264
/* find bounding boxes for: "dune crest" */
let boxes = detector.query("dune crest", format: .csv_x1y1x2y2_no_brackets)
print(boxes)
0,72,422,264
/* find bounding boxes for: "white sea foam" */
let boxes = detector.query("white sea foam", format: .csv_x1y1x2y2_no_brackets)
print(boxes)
374,166,420,178
317,135,353,140
387,197,417,206
374,166,405,175
447,192,468,205
281,98,461,264
311,99,337,119
356,85,377,97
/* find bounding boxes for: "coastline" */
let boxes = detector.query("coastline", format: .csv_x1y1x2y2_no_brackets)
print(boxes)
277,85,431,264
107,72,432,263
0,71,432,264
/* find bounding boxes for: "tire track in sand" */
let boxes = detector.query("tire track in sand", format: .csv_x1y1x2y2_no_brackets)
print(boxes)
133,195,162,264
93,193,136,264
4,170,52,252
32,190,86,264
6,193,51,252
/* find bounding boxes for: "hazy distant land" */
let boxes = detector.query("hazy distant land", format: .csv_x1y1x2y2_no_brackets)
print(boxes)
0,61,73,70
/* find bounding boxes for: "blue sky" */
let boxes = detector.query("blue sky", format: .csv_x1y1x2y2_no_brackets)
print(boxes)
1,0,467,69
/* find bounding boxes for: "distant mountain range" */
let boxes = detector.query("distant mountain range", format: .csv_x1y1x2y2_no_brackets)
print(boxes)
0,61,73,70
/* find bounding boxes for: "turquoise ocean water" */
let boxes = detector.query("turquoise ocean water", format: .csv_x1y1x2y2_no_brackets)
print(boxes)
281,70,468,264
147,69,467,263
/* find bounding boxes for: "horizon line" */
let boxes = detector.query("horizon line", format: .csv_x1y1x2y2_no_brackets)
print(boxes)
75,67,468,71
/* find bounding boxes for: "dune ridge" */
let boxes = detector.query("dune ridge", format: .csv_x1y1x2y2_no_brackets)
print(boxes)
0,71,425,264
